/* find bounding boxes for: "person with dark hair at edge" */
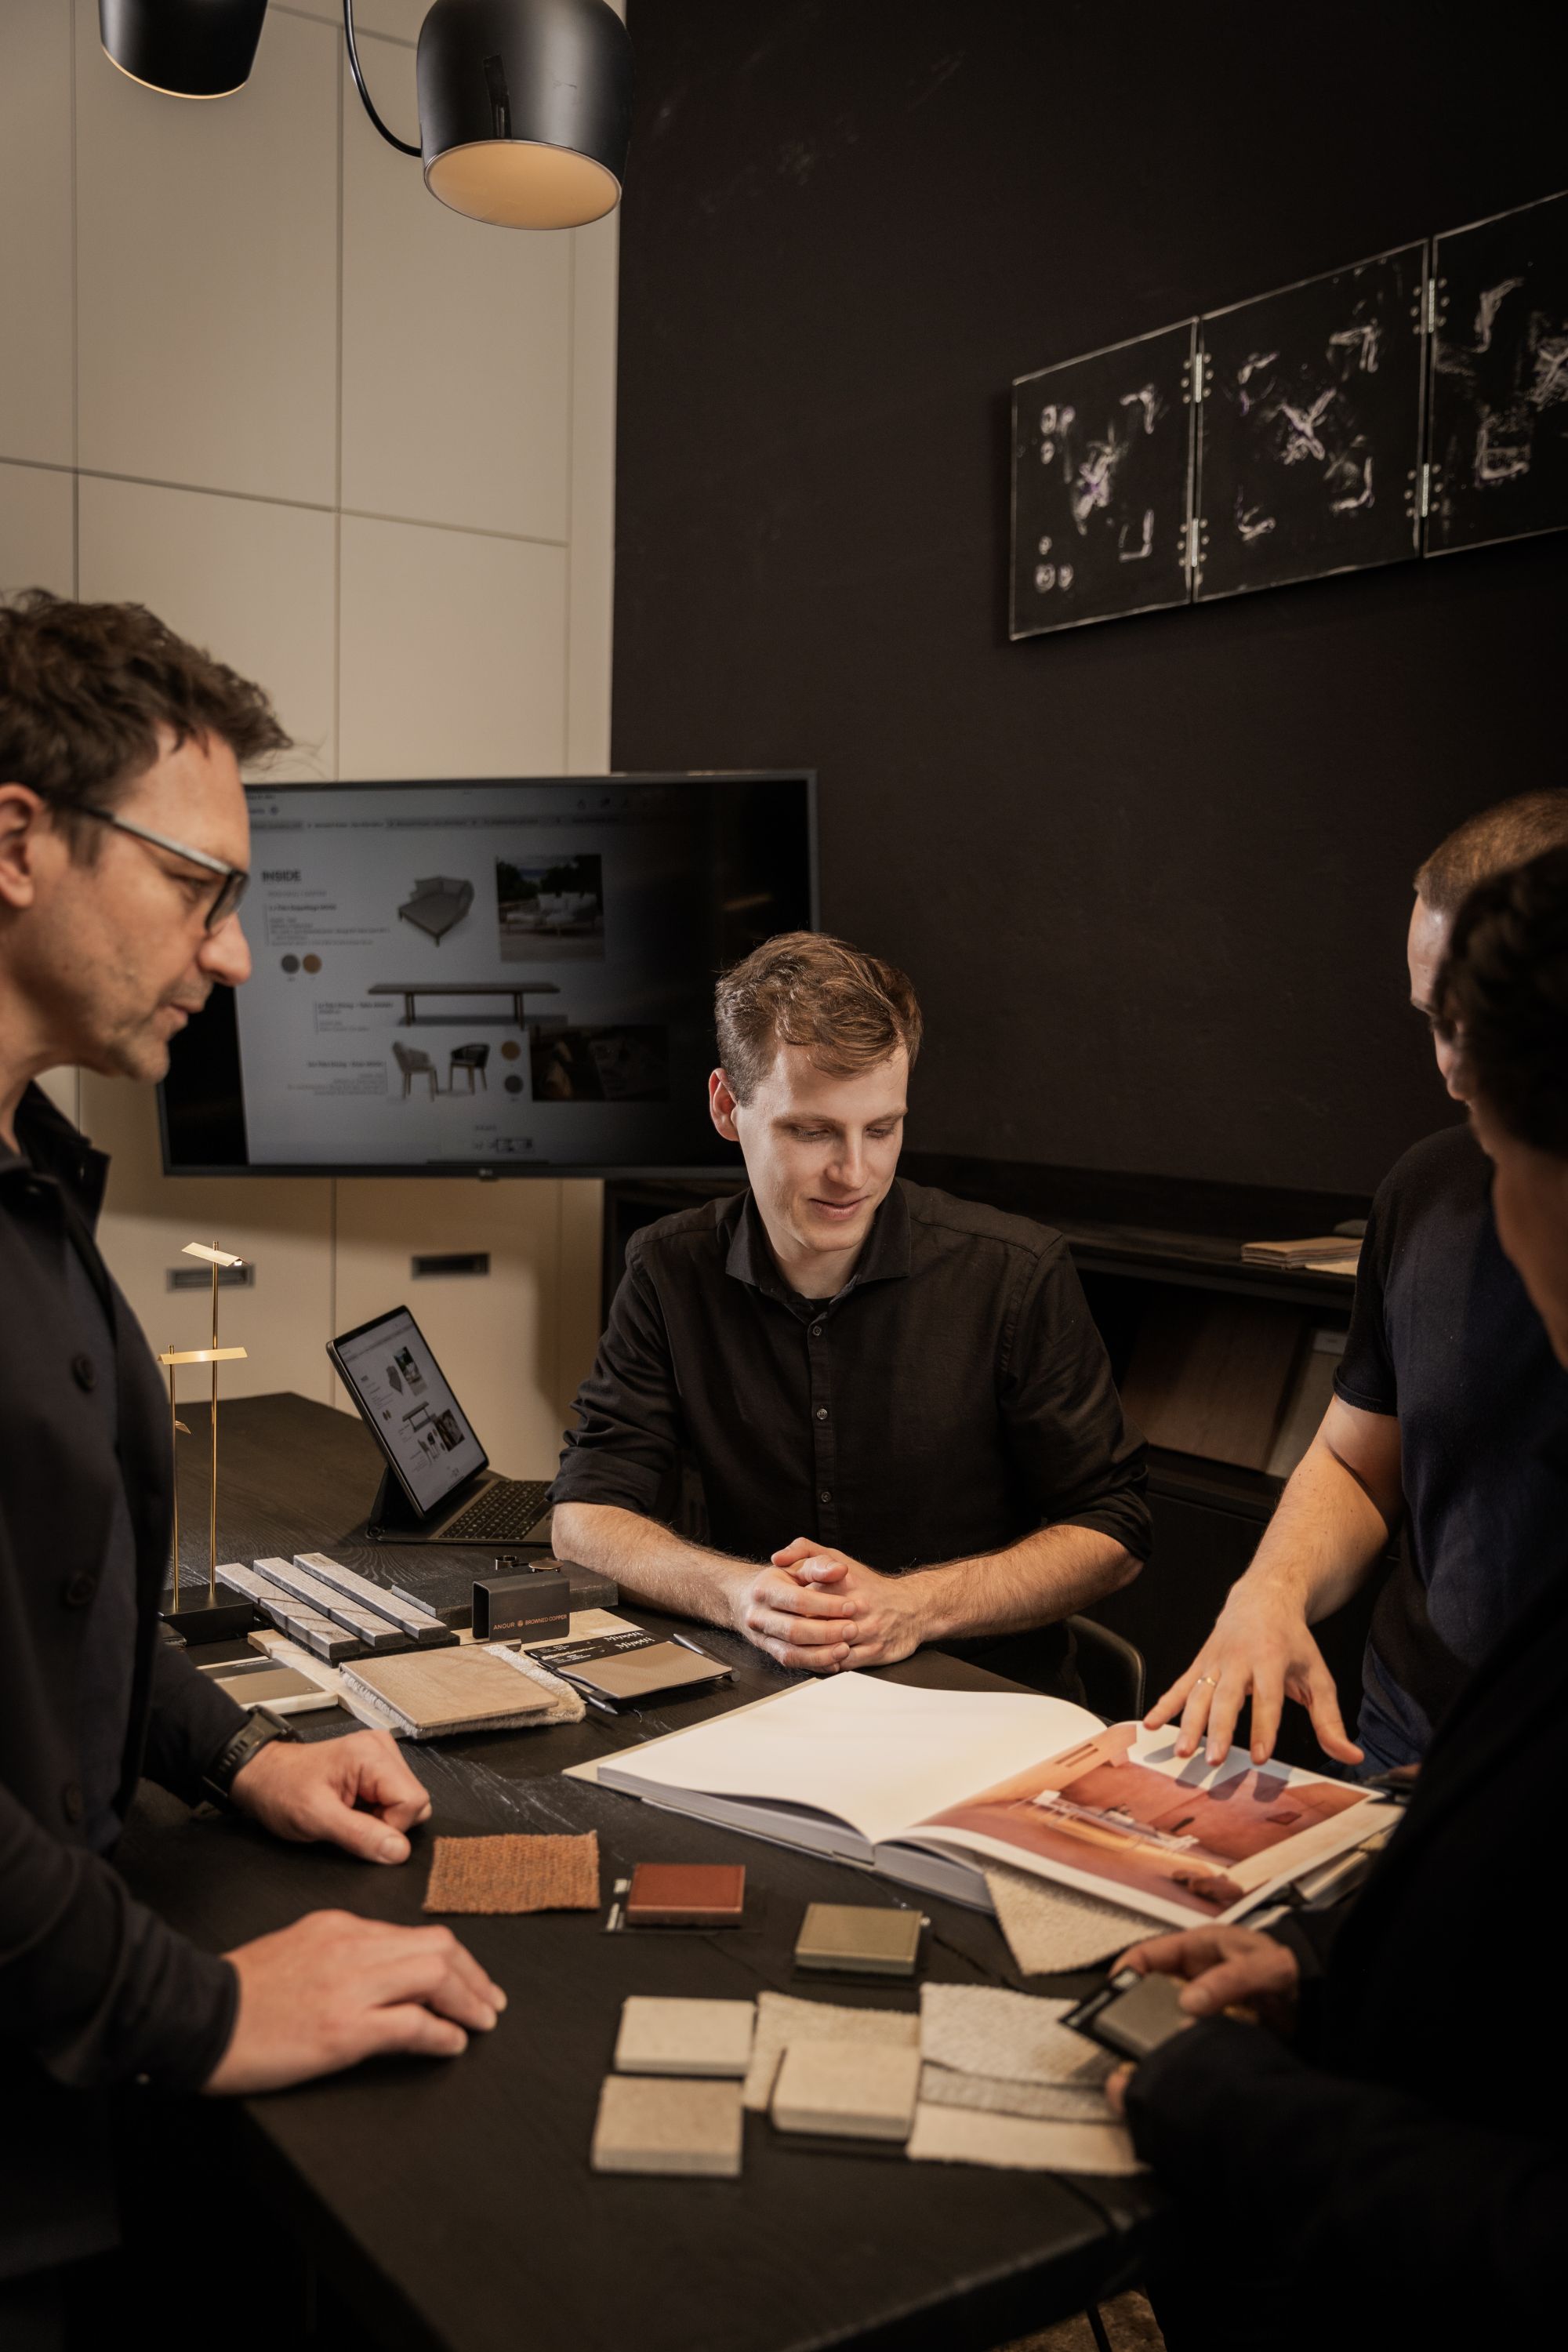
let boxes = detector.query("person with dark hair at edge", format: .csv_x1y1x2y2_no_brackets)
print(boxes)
1147,789,1568,1774
1103,844,1568,2352
0,594,505,2335
550,931,1150,1693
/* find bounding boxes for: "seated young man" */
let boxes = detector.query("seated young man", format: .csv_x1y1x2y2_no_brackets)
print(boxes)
1109,845,1568,2350
1145,788,1568,1772
550,932,1149,1691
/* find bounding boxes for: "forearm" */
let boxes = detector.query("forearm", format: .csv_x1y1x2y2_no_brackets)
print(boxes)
552,1501,756,1632
906,1523,1138,1646
1241,1434,1395,1623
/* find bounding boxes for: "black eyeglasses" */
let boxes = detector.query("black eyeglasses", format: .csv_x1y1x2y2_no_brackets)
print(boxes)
71,804,249,931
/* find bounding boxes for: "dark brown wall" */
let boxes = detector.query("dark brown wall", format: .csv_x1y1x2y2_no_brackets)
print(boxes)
610,0,1566,1196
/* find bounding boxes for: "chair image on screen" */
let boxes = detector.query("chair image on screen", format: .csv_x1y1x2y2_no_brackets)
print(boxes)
399,876,474,946
392,1043,439,1099
448,1043,489,1093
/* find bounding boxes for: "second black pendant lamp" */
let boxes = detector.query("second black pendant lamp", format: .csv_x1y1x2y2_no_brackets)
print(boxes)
346,0,634,230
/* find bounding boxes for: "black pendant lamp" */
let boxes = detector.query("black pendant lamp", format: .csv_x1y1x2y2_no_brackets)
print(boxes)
100,0,269,98
347,0,634,231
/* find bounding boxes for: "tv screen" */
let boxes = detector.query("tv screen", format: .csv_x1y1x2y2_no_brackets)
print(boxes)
158,772,816,1177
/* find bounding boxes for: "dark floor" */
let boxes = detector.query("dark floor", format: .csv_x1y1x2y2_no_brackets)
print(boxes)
1007,2289,1165,2352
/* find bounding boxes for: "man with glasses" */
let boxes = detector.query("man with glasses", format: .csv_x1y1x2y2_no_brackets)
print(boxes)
0,594,503,2336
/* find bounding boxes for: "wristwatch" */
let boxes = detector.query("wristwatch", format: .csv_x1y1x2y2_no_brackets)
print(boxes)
200,1708,299,1808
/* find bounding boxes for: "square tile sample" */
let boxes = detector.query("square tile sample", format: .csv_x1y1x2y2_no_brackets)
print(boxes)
626,1863,746,1926
590,2074,743,2179
423,1832,599,1915
743,1992,920,2112
794,1903,923,1976
614,1996,756,2078
771,2038,922,2142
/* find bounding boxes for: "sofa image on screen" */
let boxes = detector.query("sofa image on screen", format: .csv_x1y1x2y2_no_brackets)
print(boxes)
399,876,474,945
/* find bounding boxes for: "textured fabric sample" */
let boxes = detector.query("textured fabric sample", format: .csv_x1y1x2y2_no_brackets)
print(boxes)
906,2103,1144,2176
771,2038,922,2141
919,2061,1111,2123
423,1830,600,1915
919,1983,1112,2088
614,1995,756,2078
742,1991,920,2112
590,2074,744,2177
985,1863,1151,1974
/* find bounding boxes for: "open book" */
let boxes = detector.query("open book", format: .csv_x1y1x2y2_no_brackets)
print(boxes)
584,1672,1390,1929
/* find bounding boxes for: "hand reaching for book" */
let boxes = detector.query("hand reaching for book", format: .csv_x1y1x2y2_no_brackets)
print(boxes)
1143,1581,1363,1769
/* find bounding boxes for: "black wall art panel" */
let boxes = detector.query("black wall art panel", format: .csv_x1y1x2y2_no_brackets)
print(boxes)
1195,243,1428,601
1010,322,1197,637
1427,189,1568,556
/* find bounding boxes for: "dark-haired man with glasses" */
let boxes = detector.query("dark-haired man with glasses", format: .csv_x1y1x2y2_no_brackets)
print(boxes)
0,593,503,2332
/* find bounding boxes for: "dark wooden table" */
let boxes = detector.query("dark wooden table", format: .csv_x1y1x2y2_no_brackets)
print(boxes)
122,1395,1161,2352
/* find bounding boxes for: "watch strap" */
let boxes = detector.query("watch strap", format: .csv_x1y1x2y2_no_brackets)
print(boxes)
201,1708,298,1807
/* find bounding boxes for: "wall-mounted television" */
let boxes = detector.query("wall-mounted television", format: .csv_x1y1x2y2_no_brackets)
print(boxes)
158,772,817,1178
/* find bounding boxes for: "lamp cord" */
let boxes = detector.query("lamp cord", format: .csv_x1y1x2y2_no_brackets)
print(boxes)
343,0,422,158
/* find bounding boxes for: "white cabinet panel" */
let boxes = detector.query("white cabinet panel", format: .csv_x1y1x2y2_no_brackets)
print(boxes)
0,463,74,597
339,514,566,777
78,477,336,779
75,3,339,505
80,1073,336,1405
334,1177,568,1473
0,2,74,466
342,34,571,540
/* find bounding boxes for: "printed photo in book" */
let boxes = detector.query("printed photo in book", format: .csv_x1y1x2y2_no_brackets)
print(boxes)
916,1722,1370,1922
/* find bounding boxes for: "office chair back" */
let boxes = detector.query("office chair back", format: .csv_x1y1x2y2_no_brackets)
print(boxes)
1068,1615,1146,1721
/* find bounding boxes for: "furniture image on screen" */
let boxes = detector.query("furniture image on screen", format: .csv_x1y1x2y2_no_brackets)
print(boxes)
398,876,474,945
448,1043,489,1092
371,981,562,1027
391,1042,438,1098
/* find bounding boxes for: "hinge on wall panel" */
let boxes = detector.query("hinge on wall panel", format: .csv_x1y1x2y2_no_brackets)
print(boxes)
1187,515,1201,572
1420,462,1431,518
1425,277,1437,336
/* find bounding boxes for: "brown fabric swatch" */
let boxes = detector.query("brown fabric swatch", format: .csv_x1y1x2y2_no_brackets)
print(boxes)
423,1831,600,1915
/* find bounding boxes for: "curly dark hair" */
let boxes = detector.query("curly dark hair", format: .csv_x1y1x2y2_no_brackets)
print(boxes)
1438,845,1568,1156
0,590,289,856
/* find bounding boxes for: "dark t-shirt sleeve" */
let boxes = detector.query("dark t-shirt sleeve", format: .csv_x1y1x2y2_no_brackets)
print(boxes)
550,1241,684,1519
1000,1243,1152,1560
1334,1183,1398,1417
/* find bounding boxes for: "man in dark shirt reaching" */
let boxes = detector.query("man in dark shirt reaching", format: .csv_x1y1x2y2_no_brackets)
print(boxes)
551,932,1149,1689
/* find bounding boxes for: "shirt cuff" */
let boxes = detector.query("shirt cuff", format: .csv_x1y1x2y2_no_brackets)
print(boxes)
547,1457,664,1517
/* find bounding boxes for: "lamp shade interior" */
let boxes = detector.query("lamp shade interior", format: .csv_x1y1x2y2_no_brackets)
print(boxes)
426,140,621,230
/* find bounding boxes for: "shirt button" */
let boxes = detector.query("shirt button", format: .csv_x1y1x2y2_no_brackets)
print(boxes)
64,1573,97,1608
72,1355,97,1392
61,1783,84,1825
810,1323,824,1339
815,1407,829,1421
819,1489,832,1504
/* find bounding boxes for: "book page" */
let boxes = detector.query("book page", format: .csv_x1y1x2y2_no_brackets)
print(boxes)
598,1672,1100,1847
910,1722,1388,1927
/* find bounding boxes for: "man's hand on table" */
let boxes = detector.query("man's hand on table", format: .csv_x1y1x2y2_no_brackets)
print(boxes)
229,1728,433,1864
205,1913,505,2094
1144,1578,1363,1769
1101,1926,1301,2116
742,1540,930,1671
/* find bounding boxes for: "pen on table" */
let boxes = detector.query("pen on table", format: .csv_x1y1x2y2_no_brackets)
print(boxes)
670,1632,714,1660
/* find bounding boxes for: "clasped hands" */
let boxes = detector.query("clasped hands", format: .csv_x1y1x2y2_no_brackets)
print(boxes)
735,1539,930,1671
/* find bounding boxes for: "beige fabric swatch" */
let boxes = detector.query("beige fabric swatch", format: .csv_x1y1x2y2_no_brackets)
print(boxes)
919,2061,1111,2123
919,1983,1112,2089
985,1864,1151,1974
771,2038,922,2141
614,1996,756,2078
906,2102,1144,2177
742,1991,920,2112
423,1831,599,1915
590,2074,744,2178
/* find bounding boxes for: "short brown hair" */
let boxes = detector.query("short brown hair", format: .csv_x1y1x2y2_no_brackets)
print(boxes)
0,590,289,855
715,931,923,1102
1438,845,1568,1156
1415,789,1568,916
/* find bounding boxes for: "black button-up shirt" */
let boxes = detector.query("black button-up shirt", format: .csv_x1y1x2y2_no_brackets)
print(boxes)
554,1178,1150,1589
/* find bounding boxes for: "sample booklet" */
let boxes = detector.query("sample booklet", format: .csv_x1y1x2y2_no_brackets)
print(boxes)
586,1673,1391,1928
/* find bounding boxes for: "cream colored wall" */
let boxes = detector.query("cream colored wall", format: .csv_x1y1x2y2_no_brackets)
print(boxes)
0,0,618,1472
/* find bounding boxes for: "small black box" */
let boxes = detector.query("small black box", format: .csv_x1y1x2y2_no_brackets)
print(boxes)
471,1568,570,1644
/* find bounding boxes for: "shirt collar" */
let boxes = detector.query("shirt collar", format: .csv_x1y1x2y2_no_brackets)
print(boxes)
0,1083,110,1224
723,1178,913,1307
